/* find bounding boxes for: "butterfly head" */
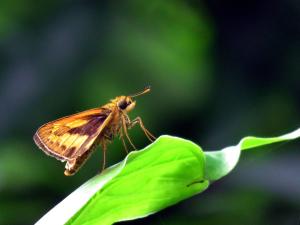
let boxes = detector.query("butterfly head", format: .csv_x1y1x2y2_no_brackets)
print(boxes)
117,96,136,113
116,86,151,113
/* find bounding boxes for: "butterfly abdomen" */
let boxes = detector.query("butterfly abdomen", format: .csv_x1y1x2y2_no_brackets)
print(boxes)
64,146,95,176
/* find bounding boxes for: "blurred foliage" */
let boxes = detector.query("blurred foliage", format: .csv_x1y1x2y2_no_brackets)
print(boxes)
0,0,299,224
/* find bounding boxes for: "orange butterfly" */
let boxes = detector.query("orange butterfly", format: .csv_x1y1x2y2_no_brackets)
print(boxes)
33,87,155,176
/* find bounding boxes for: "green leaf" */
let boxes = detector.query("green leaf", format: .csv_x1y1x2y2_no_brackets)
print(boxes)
35,128,300,225
36,136,209,225
204,128,300,180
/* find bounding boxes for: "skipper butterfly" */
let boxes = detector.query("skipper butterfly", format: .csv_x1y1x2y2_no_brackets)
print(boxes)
33,87,155,176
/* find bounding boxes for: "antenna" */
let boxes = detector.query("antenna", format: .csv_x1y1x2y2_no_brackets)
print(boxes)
130,86,151,98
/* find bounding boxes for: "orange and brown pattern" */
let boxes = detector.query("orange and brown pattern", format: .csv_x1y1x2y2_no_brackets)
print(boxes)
34,108,111,160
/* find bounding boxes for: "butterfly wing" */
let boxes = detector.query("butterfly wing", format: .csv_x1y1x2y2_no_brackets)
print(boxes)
33,107,113,162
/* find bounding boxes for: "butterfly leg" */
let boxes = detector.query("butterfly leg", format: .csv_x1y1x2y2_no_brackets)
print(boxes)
100,142,107,172
122,115,137,150
129,117,156,142
119,128,129,154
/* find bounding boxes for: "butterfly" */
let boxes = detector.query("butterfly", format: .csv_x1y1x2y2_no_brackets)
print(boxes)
33,87,155,176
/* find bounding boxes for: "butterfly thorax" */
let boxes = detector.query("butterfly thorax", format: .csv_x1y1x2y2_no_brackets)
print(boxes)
99,95,134,141
100,107,122,141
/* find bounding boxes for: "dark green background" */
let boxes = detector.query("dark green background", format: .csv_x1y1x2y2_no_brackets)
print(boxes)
0,0,299,224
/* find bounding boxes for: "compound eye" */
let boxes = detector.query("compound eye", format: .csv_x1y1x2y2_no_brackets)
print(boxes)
118,100,128,110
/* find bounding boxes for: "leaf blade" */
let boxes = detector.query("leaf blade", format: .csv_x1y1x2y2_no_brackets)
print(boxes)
36,135,208,225
204,128,300,181
35,128,300,225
